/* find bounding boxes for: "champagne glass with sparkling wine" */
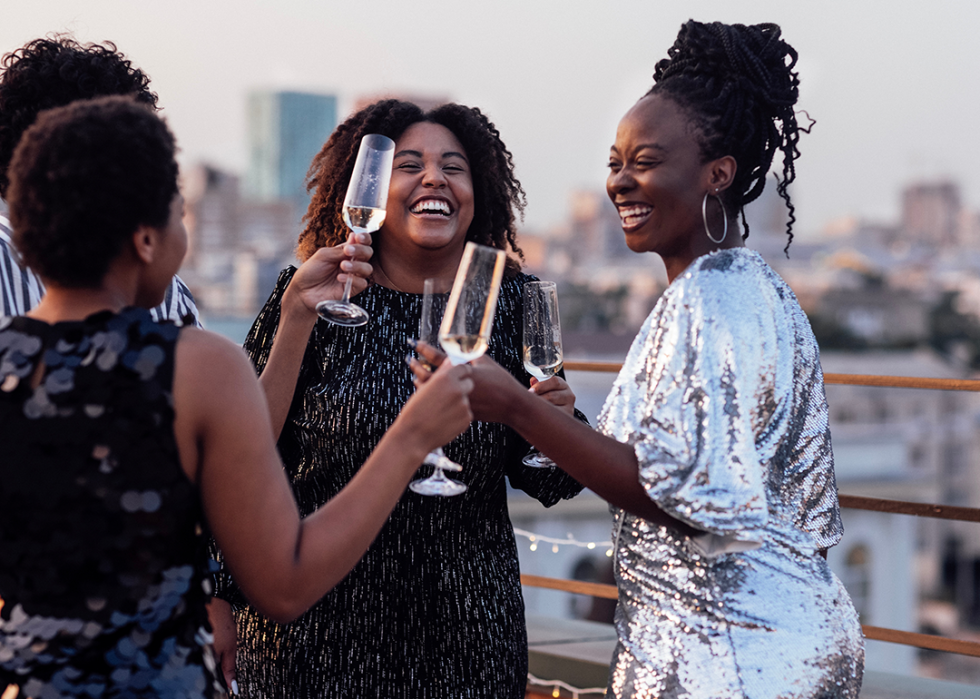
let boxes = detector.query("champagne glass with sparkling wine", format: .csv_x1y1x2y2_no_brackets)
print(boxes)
409,243,506,496
316,133,395,326
522,280,563,468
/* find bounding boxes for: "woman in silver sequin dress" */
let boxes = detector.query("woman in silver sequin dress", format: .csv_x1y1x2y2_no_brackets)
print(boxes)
421,20,865,699
209,100,585,698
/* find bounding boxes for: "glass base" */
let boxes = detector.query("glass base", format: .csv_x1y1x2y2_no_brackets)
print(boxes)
316,300,369,326
409,475,467,497
522,452,556,469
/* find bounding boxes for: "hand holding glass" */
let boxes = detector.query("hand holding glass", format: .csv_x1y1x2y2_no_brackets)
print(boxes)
409,243,507,496
316,134,395,326
522,280,563,468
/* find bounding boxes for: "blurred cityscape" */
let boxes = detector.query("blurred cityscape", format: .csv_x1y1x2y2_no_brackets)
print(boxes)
181,90,980,684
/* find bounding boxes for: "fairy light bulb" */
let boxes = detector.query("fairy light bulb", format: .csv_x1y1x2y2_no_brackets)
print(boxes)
552,686,560,697
552,544,559,553
530,542,538,552
587,542,596,549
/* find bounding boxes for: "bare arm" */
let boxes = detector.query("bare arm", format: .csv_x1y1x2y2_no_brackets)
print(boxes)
259,235,373,438
410,345,694,534
175,330,472,623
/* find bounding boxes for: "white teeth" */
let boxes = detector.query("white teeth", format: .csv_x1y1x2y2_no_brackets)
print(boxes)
411,199,451,215
619,205,652,223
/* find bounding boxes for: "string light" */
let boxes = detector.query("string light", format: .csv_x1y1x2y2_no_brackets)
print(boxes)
526,671,606,698
513,528,613,556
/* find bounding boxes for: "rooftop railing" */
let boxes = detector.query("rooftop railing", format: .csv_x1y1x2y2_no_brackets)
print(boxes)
521,361,980,695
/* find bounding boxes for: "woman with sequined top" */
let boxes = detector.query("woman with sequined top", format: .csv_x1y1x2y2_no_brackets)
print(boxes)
208,100,584,698
0,96,476,699
416,20,865,699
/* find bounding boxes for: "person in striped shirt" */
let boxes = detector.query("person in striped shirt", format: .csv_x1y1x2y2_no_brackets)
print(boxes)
0,35,199,325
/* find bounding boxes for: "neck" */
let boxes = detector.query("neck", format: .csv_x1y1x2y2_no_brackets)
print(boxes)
663,224,744,284
29,285,133,324
373,240,467,294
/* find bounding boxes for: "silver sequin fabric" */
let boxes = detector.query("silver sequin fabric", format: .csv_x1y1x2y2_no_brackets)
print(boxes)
598,249,864,699
212,268,584,698
0,308,221,699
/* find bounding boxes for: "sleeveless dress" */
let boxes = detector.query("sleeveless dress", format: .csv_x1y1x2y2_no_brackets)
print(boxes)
0,308,220,699
600,249,864,698
212,269,584,699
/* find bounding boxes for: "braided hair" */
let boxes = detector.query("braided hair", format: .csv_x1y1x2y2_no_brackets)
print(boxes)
649,20,810,253
298,99,526,272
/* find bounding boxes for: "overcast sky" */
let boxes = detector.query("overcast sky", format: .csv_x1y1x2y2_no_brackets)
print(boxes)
2,1,978,238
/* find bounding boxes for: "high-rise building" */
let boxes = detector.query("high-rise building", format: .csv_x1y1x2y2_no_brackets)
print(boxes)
244,90,338,205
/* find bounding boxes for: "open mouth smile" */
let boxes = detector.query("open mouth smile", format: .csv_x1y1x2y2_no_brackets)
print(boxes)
410,198,454,217
617,204,653,230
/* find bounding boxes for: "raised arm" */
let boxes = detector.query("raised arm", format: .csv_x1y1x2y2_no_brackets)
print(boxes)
175,328,472,623
257,234,373,438
409,344,688,531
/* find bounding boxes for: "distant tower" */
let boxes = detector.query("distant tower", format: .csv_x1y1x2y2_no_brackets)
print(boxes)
244,90,338,205
901,181,960,248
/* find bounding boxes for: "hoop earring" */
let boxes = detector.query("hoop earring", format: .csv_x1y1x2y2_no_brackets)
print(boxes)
702,191,728,245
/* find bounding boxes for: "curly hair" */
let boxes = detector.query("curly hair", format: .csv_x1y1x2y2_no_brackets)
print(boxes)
648,20,810,253
298,99,526,272
0,35,158,198
8,96,178,288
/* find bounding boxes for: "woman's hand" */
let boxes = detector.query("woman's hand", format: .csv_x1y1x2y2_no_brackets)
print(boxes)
207,598,238,693
397,359,474,452
528,376,577,417
283,233,374,318
406,340,447,387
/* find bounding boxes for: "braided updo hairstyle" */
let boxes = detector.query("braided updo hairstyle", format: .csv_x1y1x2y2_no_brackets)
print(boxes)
649,20,809,252
298,99,526,272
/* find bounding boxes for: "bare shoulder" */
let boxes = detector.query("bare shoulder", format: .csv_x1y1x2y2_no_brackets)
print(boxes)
174,328,260,406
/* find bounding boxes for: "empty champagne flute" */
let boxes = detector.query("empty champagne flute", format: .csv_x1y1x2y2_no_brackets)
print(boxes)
316,133,395,326
521,280,563,468
409,243,507,496
408,278,465,496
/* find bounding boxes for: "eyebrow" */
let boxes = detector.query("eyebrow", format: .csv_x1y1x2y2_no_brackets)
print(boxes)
610,142,668,154
394,149,469,162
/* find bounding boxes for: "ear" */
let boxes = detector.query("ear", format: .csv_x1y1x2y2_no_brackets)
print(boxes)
705,155,737,193
131,225,158,266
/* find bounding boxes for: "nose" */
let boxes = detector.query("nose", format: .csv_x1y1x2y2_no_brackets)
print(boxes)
422,164,447,188
606,167,635,197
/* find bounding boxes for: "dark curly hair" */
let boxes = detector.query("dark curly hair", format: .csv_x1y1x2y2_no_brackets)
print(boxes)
648,20,811,253
298,99,526,272
0,35,158,198
8,96,178,288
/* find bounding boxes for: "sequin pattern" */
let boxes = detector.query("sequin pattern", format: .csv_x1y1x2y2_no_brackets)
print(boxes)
0,308,220,699
598,249,864,698
212,269,584,699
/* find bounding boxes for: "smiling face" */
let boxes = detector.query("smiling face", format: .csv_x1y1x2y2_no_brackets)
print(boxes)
381,121,475,259
606,94,728,278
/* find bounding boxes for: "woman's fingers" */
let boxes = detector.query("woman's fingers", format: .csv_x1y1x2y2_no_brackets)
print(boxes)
413,340,446,368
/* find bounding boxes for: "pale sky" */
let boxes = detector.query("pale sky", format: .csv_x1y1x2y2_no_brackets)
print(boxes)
2,0,979,238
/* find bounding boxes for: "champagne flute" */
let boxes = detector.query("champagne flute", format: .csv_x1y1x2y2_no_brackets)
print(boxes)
409,243,506,496
316,133,395,326
408,278,465,497
521,280,563,468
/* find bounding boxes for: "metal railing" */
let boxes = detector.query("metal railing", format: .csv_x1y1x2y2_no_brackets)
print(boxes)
523,361,980,660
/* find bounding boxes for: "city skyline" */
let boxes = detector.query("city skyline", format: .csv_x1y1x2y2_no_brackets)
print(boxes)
2,1,979,239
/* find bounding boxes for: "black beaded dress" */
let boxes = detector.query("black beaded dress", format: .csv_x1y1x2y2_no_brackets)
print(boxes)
0,308,221,699
213,268,583,699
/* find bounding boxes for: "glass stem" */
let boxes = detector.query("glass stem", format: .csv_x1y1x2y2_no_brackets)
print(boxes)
339,274,354,305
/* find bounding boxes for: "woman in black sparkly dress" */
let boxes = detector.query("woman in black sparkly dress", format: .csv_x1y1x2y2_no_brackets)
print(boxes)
0,97,476,699
209,100,585,698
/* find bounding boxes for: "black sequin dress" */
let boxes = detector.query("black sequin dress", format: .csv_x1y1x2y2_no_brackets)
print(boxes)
0,308,220,699
214,268,583,699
